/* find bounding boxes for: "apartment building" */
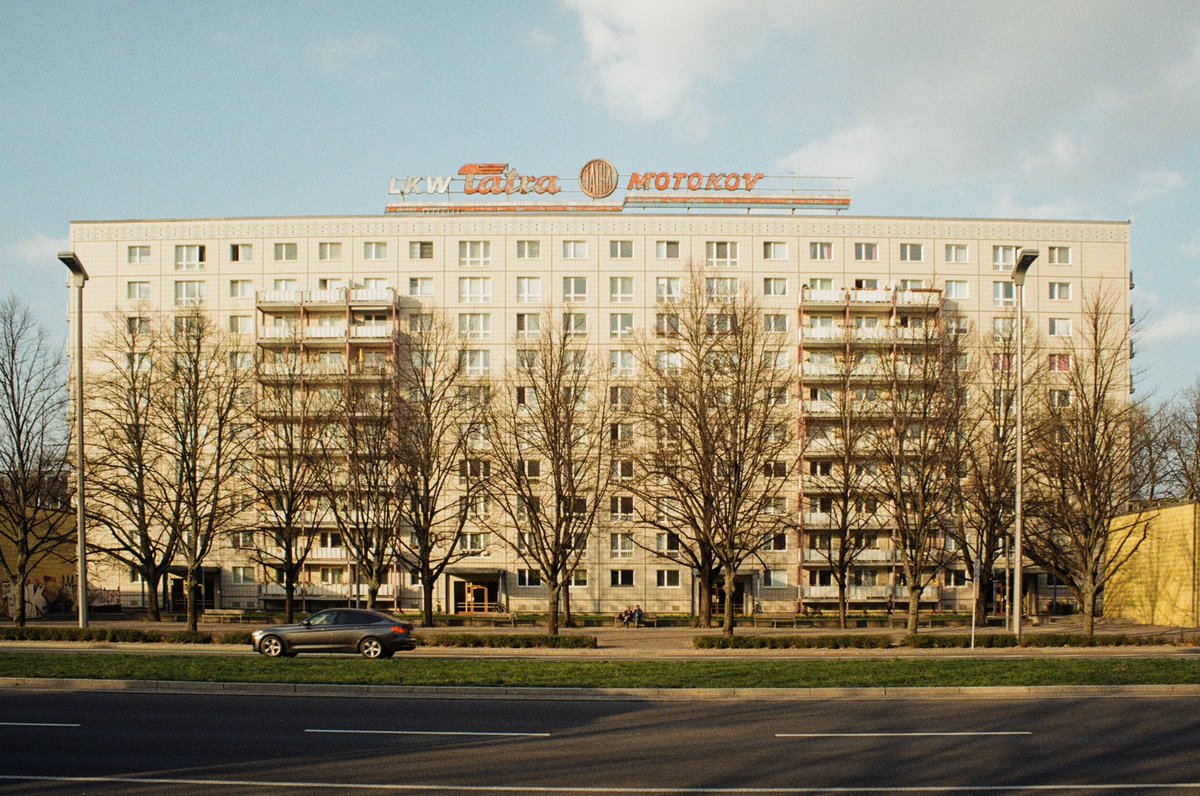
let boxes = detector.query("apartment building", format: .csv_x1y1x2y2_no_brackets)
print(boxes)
66,209,1131,617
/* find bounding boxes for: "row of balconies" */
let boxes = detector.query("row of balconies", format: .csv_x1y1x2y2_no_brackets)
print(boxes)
258,324,393,342
258,288,395,307
802,288,941,307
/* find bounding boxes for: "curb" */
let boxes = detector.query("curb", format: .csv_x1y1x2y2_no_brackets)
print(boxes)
4,677,1200,701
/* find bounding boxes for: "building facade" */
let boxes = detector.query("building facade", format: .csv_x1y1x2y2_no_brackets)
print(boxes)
66,208,1131,617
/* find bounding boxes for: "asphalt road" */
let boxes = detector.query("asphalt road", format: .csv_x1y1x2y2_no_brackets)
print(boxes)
2,690,1200,794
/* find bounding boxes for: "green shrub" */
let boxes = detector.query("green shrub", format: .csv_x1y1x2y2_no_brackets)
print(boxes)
423,633,597,649
694,634,892,650
218,631,253,645
165,630,213,644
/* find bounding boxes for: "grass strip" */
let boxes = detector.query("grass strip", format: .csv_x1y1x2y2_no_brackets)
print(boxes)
1,652,1199,689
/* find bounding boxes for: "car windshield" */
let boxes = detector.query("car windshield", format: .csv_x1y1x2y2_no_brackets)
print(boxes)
308,612,337,626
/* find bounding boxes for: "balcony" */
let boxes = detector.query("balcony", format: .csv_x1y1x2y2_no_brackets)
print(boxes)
261,582,396,599
805,548,896,564
803,585,937,601
351,325,392,340
306,325,349,340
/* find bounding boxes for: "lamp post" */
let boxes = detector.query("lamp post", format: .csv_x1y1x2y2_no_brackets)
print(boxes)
1010,248,1039,641
57,251,89,628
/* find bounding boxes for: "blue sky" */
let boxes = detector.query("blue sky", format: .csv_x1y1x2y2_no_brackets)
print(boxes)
2,1,1198,398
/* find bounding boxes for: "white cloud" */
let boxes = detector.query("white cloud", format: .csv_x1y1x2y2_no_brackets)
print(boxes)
6,233,69,265
311,32,387,74
777,122,888,185
1018,133,1085,177
1182,240,1200,259
1129,170,1184,204
1139,308,1200,346
989,194,1093,221
530,28,556,49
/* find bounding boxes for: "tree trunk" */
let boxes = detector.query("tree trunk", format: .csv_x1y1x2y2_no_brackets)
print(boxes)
546,584,561,636
696,572,713,628
722,564,736,637
422,576,436,627
10,575,25,627
837,580,848,630
284,578,296,624
907,587,921,634
974,572,991,627
563,582,572,628
145,574,162,622
366,582,380,609
184,570,198,632
1083,584,1097,641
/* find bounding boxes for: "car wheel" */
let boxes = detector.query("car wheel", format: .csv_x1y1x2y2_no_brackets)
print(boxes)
359,637,385,659
260,635,286,658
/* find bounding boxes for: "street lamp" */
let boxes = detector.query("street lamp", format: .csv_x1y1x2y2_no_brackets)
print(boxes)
1010,248,1038,640
57,251,89,629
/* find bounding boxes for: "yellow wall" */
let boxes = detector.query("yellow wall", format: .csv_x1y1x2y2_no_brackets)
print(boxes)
1106,504,1199,628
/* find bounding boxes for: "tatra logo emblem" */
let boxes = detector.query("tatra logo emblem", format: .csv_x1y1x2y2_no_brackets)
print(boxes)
579,159,618,200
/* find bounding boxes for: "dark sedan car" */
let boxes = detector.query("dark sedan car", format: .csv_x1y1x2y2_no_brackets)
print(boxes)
251,608,416,659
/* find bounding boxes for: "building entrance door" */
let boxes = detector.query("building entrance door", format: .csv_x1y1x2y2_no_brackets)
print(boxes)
453,579,500,612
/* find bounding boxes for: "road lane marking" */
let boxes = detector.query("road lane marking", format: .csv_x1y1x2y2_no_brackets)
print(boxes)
777,731,1032,738
0,722,80,728
305,728,551,738
4,774,1200,791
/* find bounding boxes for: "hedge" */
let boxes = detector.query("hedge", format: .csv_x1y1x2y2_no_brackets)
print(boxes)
0,626,251,645
421,633,598,649
694,634,892,650
902,633,1196,648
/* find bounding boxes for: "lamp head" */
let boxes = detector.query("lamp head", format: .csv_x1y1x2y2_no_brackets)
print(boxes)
57,252,89,286
1011,248,1039,286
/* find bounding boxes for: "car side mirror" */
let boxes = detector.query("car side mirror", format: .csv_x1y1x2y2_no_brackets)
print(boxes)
300,619,311,627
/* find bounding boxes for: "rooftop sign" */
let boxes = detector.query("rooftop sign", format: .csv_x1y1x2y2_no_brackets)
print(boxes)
385,159,849,214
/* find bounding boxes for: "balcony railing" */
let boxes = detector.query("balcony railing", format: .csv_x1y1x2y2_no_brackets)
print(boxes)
261,582,396,598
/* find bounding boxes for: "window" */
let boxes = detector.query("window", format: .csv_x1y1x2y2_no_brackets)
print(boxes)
461,350,491,376
610,569,634,587
517,569,542,587
945,243,969,263
609,313,633,338
515,313,540,338
1049,318,1072,337
763,460,787,478
406,313,432,333
706,277,738,298
763,314,787,333
657,570,681,588
993,317,1015,338
809,460,832,476
657,350,682,373
125,316,150,335
763,570,788,588
458,277,491,303
610,421,634,443
993,353,1015,373
514,239,540,259
461,532,489,551
765,386,788,406
610,497,635,523
229,243,252,262
274,242,297,261
899,279,925,291
656,277,680,303
1049,353,1072,372
810,241,833,260
610,350,634,377
610,276,634,303
458,313,491,340
809,278,833,292
853,278,878,290
656,531,680,553
127,281,150,300
229,280,252,298
900,243,924,262
613,459,634,480
127,245,150,264
409,240,433,259
705,241,738,267
316,242,341,261
1049,388,1072,407
229,351,252,371
563,276,588,302
229,315,252,334
563,312,587,337
363,241,387,260
1048,246,1071,265
520,459,542,481
516,277,542,304
854,242,877,261
174,245,206,270
562,240,588,259
609,386,633,409
409,277,433,297
459,240,490,268
763,278,788,296
948,316,969,335
993,281,1015,307
944,280,969,299
993,245,1017,270
609,240,633,259
1049,282,1072,300
656,240,679,259
174,281,206,306
763,241,787,260
232,566,255,585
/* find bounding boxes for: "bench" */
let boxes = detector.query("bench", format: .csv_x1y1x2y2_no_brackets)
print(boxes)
449,612,517,628
204,609,250,623
751,613,800,628
614,613,658,628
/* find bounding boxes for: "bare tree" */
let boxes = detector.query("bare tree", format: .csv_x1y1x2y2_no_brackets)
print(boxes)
1025,290,1149,638
0,297,73,626
1161,381,1200,500
318,357,403,609
873,304,961,633
250,342,332,622
156,308,255,630
801,327,885,629
486,310,618,635
393,311,489,626
631,269,799,636
86,311,175,620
